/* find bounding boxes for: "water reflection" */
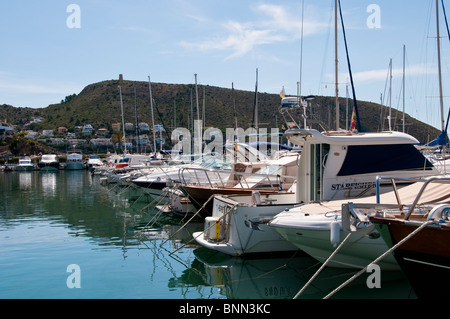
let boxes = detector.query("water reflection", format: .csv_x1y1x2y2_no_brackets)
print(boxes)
108,175,418,300
171,249,417,299
65,171,84,195
0,171,418,299
18,172,32,190
41,172,57,196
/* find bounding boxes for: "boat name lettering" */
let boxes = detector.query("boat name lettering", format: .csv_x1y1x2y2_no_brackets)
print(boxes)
264,286,294,297
331,182,376,191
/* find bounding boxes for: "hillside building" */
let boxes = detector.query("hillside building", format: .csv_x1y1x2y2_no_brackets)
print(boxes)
112,123,121,132
41,130,54,137
125,123,134,131
58,127,68,135
82,124,94,134
138,122,150,132
96,128,109,137
0,122,14,140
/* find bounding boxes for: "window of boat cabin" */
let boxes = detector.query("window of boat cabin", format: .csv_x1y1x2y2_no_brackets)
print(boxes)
337,144,433,176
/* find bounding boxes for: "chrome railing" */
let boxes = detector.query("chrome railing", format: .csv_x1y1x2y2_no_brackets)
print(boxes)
178,166,296,191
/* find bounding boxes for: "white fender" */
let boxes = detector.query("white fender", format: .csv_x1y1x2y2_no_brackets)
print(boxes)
330,220,341,247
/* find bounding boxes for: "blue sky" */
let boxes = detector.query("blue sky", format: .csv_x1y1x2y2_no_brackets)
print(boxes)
1,1,449,131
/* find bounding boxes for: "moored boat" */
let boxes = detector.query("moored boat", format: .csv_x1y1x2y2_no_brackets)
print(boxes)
269,176,450,273
39,154,59,171
180,151,298,217
367,176,450,298
87,155,103,171
16,157,35,171
65,153,84,170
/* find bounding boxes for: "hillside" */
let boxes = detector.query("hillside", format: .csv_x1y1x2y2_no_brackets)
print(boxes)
1,79,441,144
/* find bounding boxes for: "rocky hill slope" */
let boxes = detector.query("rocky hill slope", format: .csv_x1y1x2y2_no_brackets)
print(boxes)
0,79,441,144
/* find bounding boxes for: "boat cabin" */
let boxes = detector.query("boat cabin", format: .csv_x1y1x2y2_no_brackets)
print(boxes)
286,129,438,203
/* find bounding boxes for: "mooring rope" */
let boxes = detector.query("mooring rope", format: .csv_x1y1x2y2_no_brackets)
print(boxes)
293,232,353,299
323,219,435,299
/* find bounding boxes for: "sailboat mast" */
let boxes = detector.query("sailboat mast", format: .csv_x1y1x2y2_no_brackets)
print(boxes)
194,74,202,157
195,74,200,123
254,68,259,131
300,0,306,128
402,45,406,133
134,87,140,153
389,58,392,131
299,0,304,101
173,98,176,129
335,0,339,131
119,85,126,154
232,82,237,131
203,86,206,128
148,76,157,154
437,0,445,131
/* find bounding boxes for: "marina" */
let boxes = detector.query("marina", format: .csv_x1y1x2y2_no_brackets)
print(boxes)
2,0,450,304
0,169,418,299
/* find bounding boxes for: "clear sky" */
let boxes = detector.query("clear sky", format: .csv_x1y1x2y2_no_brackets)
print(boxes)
1,0,449,131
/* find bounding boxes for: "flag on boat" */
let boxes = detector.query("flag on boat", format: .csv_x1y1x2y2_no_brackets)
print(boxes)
351,107,357,130
280,87,285,98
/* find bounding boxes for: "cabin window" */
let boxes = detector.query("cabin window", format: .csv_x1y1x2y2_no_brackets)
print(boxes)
337,144,433,176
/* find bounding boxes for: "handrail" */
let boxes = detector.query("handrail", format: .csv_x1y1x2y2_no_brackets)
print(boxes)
375,175,450,220
178,166,296,190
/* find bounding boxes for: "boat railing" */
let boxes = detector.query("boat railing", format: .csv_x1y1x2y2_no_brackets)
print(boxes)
375,175,450,220
178,166,296,191
341,175,450,233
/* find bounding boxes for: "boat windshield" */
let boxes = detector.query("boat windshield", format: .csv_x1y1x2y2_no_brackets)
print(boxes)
254,165,282,175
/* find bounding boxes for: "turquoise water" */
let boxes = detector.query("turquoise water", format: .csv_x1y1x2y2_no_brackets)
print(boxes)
0,170,416,299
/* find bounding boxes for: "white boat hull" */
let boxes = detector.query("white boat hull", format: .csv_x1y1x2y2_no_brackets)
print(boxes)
193,193,299,256
270,212,399,270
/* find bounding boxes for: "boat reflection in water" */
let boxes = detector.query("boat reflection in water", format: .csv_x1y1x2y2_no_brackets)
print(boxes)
169,248,417,299
18,172,33,190
41,172,57,196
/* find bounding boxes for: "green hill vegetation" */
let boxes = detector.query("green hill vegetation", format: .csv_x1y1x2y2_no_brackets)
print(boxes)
0,79,441,145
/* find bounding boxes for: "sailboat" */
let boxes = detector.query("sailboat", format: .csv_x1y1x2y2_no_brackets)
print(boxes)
419,0,450,172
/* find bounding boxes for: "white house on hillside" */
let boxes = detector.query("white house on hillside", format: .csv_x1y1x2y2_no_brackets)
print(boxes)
82,124,94,134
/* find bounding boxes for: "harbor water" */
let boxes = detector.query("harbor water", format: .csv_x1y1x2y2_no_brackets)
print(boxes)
0,170,417,299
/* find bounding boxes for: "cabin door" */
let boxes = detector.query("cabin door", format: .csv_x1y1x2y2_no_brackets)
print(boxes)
309,143,329,201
